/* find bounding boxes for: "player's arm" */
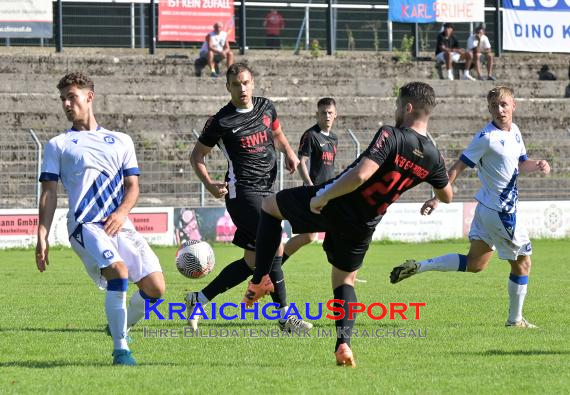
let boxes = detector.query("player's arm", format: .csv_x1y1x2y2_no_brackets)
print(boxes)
298,155,313,185
190,141,228,198
103,175,139,236
273,125,299,174
519,158,550,175
310,157,378,213
36,181,57,272
421,159,466,215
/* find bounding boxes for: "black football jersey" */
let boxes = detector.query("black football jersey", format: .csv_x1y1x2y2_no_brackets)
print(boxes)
298,125,338,185
323,126,449,231
199,97,280,195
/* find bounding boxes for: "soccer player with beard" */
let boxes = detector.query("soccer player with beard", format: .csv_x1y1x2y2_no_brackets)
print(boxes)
185,63,313,333
391,86,551,329
242,81,452,366
36,72,165,366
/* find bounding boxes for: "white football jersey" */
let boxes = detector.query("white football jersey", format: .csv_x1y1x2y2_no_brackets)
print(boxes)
460,122,527,214
40,126,140,231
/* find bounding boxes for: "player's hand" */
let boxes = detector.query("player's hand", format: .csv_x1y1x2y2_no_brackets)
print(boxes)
285,153,300,174
420,197,439,216
310,195,327,214
207,182,228,199
102,210,128,237
35,238,49,272
537,160,550,175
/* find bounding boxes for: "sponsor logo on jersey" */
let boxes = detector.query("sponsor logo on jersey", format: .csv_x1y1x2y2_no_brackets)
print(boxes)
71,138,78,144
104,136,116,144
232,126,244,134
102,249,114,259
500,140,505,146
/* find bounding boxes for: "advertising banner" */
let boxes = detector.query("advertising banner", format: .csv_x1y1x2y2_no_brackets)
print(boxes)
503,0,570,53
0,0,52,38
389,0,484,23
158,0,235,42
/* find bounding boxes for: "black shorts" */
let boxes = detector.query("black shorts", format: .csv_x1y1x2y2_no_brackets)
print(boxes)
225,192,268,251
276,186,374,272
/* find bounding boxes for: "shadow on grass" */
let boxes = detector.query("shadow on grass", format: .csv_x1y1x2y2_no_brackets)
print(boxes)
0,360,179,368
0,327,103,334
484,349,570,356
456,349,570,356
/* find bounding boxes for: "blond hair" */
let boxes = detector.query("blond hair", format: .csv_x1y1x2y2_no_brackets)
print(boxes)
487,86,514,103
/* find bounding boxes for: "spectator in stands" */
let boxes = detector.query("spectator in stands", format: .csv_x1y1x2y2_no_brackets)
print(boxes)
436,22,475,81
199,22,234,78
466,25,496,81
263,9,285,49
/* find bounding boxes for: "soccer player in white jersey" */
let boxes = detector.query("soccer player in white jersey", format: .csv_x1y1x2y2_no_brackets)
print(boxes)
35,72,165,365
390,86,550,328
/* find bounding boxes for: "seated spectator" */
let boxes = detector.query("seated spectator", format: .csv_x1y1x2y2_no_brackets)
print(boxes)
466,25,496,81
435,23,475,81
538,64,556,81
198,22,234,78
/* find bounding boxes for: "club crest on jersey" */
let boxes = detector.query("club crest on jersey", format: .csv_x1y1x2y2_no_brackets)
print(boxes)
71,138,78,144
102,250,114,259
104,136,116,144
262,115,271,129
500,140,505,146
515,133,521,143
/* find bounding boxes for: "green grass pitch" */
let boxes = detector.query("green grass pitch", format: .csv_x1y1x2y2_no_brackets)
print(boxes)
1,240,569,393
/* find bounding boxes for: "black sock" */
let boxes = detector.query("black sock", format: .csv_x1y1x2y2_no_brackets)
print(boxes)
269,256,287,308
202,258,253,301
333,284,357,352
251,210,283,283
281,253,290,265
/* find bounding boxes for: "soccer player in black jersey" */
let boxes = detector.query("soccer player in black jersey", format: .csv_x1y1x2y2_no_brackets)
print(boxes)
243,82,453,367
282,97,338,263
185,63,313,332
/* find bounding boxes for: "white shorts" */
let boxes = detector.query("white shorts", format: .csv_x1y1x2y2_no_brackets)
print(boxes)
69,223,162,289
469,203,532,261
436,51,462,64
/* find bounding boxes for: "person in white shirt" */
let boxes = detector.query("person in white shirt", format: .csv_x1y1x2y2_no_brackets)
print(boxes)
391,86,550,329
35,72,165,366
199,22,234,78
467,25,496,81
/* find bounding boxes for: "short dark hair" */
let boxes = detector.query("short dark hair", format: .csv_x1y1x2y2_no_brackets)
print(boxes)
57,72,94,92
443,22,453,29
475,25,485,34
317,97,336,108
226,62,254,83
399,82,436,116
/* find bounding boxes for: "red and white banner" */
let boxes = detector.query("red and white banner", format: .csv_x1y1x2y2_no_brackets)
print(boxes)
158,0,235,42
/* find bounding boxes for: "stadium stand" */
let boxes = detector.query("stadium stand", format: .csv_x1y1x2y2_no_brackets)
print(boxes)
0,48,569,209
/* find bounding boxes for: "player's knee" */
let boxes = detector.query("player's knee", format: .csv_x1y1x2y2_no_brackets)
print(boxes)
102,261,128,279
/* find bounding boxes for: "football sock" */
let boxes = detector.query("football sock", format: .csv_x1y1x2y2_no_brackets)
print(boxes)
196,291,209,305
202,258,252,301
251,210,283,284
417,254,467,272
278,305,290,323
333,284,357,352
106,278,129,351
269,256,287,308
507,274,528,323
281,253,290,265
127,289,159,329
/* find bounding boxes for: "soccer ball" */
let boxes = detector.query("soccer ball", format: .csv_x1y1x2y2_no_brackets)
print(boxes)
175,240,215,279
